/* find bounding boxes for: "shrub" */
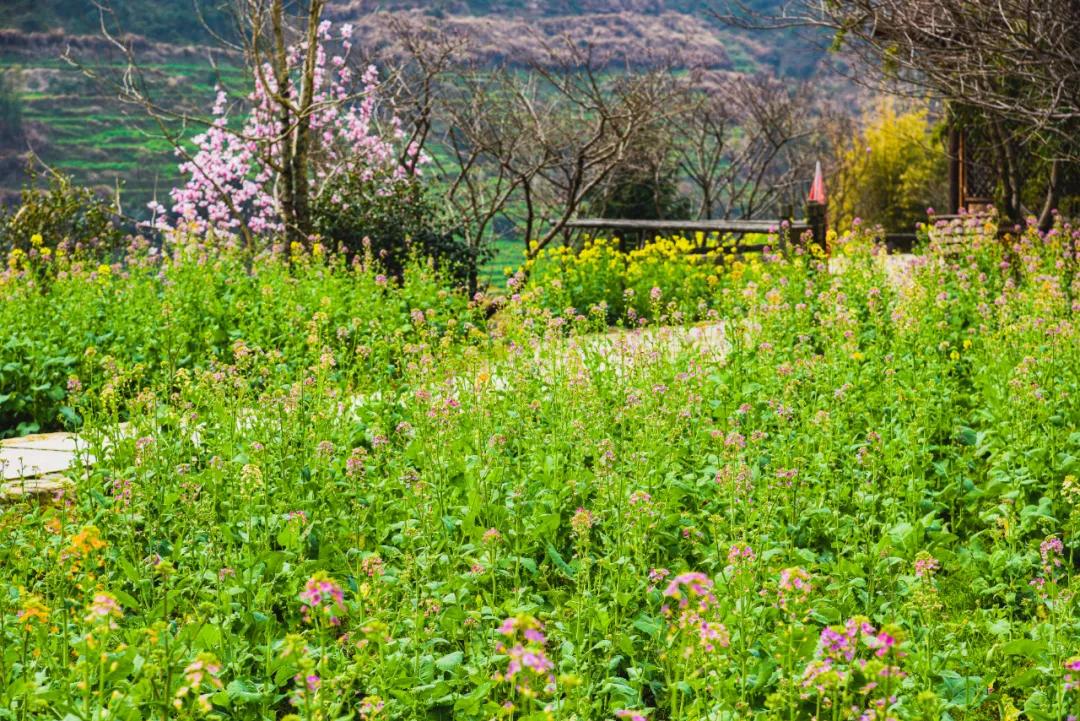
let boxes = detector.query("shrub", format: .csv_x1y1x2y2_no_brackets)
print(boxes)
0,235,483,436
312,174,485,290
524,233,783,324
833,98,948,233
0,166,122,258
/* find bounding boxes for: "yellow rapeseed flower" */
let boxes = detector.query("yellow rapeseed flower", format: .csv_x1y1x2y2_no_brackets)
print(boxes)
17,596,50,628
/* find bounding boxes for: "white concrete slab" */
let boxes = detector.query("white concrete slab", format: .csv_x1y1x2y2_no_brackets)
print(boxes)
1,432,86,453
0,447,85,481
1,474,72,500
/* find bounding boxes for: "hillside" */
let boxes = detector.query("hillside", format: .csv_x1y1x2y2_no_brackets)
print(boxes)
0,0,791,40
0,0,824,210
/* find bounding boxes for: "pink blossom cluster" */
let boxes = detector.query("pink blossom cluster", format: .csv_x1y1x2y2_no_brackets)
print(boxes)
174,653,224,713
615,710,648,721
661,572,730,655
155,21,424,239
571,507,595,537
494,615,557,699
299,572,346,626
84,592,123,628
290,673,321,709
1065,656,1080,692
800,617,906,720
1032,535,1066,597
725,544,757,580
776,566,813,614
913,553,939,579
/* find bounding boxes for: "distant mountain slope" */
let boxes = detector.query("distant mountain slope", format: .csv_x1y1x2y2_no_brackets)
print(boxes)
0,0,235,44
0,0,825,207
337,0,779,18
0,0,821,76
333,9,767,72
0,0,782,33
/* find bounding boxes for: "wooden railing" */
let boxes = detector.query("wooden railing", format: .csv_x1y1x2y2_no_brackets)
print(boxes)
564,200,829,255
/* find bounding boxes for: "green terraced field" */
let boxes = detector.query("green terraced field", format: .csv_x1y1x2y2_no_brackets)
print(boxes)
1,55,245,213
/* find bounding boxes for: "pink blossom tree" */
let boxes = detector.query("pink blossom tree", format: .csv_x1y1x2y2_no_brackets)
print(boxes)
150,6,423,247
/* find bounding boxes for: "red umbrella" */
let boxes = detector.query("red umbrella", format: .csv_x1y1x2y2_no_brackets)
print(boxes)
808,161,826,204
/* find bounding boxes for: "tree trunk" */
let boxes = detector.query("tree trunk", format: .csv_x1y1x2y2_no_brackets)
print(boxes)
1037,158,1060,232
991,120,1023,227
289,0,325,245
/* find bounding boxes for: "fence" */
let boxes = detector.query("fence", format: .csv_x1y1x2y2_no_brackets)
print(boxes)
565,202,828,256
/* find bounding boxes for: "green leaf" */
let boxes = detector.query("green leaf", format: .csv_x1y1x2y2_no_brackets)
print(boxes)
545,543,575,578
957,427,977,446
434,650,463,672
194,624,222,650
936,673,987,708
1000,638,1047,660
226,678,264,704
632,614,661,638
1023,690,1053,721
58,406,81,428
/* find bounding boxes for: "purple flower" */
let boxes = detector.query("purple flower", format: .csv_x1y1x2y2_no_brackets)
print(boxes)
299,572,346,626
494,615,556,697
615,711,648,721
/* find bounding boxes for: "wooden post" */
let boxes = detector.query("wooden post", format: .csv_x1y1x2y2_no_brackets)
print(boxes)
806,201,827,257
948,126,961,215
806,161,828,257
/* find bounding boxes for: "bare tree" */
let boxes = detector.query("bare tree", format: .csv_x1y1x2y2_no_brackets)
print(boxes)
436,68,552,260
520,42,683,255
384,31,684,261
365,17,467,176
718,0,1079,226
670,83,734,220
672,73,819,220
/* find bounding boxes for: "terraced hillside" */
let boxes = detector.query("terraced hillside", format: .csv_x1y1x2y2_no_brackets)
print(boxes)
0,0,821,225
0,32,244,210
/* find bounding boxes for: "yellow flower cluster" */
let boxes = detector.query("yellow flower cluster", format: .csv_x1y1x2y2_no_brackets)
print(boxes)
524,233,775,321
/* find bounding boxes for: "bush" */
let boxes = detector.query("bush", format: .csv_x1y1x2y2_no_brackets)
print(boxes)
0,236,483,436
524,233,780,324
583,158,691,222
833,98,948,233
0,166,122,257
312,175,486,290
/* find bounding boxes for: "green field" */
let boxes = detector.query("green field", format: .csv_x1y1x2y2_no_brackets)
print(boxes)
2,218,1080,720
